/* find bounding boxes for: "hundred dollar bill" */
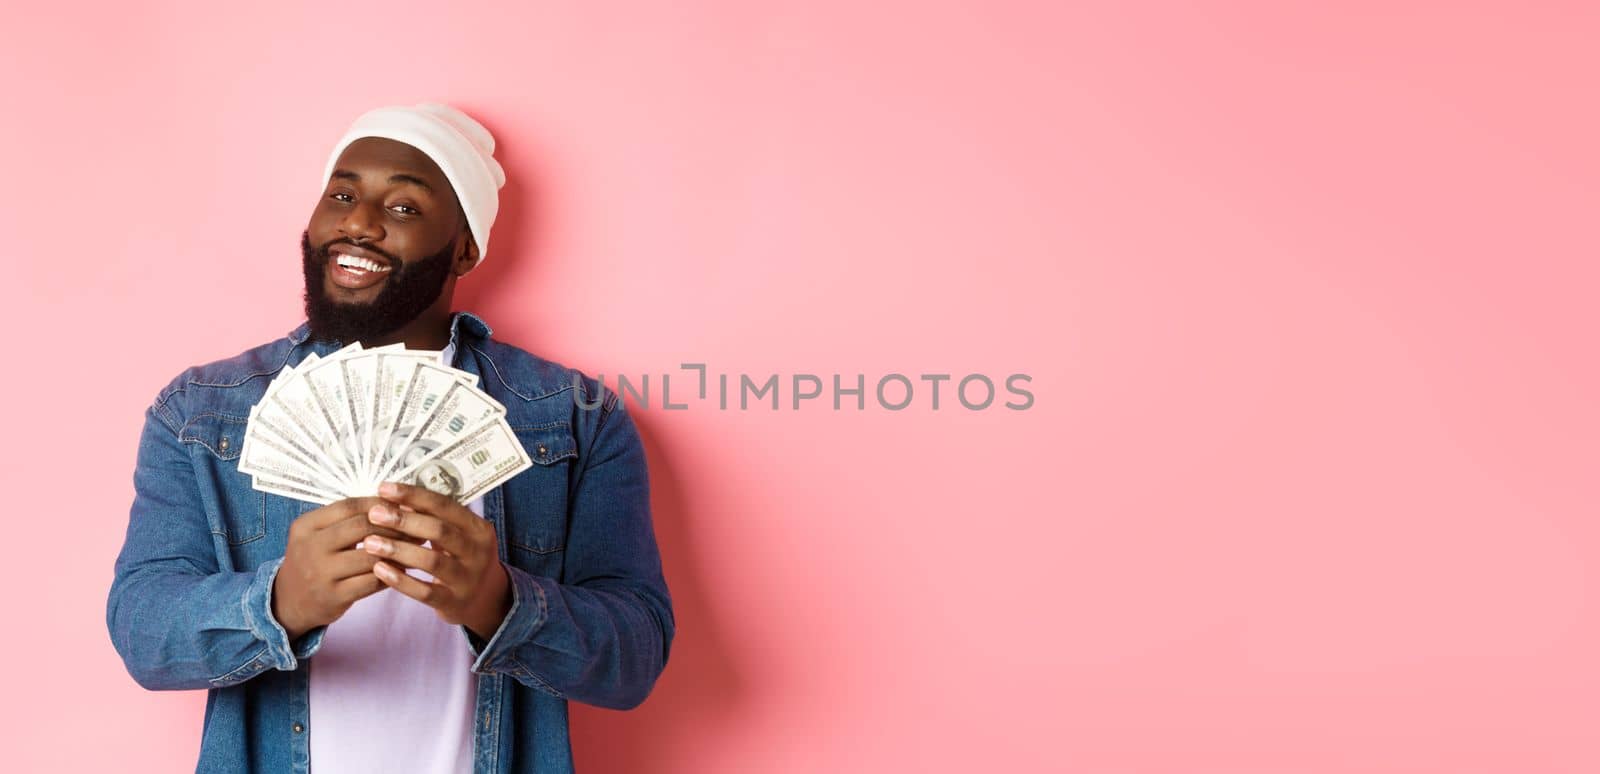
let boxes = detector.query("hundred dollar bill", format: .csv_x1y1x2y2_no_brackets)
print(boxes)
246,353,352,489
371,361,476,484
268,352,363,486
240,361,352,490
374,378,506,484
238,416,346,499
365,350,445,480
238,343,497,504
392,420,532,503
299,343,365,484
240,402,328,482
419,348,478,388
251,475,336,505
335,343,401,483
238,366,296,482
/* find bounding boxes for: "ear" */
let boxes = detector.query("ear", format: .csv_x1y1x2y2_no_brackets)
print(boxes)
452,229,479,277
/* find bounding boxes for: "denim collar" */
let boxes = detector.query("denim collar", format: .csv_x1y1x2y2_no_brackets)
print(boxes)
444,310,494,352
287,310,494,348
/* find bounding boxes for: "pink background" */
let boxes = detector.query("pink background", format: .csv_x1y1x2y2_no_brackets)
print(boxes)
3,1,1597,771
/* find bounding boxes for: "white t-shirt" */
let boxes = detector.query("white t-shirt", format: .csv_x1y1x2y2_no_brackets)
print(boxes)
308,343,483,773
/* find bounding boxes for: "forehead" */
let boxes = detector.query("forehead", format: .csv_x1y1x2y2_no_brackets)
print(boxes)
331,137,457,202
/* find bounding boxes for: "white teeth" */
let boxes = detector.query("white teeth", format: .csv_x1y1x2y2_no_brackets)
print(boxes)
335,254,389,273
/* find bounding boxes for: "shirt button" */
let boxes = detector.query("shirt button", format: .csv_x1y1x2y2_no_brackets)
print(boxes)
219,437,231,451
537,444,547,456
292,722,304,734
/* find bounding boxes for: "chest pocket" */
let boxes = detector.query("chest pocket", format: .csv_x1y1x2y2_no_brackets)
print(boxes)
501,423,578,559
178,412,266,546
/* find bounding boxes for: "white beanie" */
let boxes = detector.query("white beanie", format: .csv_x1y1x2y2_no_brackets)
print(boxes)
321,102,507,266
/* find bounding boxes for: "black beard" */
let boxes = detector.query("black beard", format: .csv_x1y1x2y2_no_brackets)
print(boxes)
301,230,455,345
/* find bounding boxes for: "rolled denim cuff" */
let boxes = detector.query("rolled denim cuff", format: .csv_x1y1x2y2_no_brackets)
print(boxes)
465,562,549,674
244,557,326,670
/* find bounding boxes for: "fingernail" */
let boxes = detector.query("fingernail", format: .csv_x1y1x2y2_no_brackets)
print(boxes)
374,562,397,581
364,536,391,554
369,505,398,525
379,482,400,497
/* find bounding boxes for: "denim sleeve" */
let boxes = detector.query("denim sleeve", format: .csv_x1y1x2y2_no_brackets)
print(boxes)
463,393,675,710
106,404,325,691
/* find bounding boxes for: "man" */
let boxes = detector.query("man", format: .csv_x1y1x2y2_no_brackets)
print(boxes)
106,103,674,774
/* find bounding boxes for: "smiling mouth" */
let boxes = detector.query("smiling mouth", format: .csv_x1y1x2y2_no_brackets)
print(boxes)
328,252,394,290
336,253,391,273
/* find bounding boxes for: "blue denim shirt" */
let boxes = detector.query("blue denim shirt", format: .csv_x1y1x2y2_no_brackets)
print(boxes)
106,312,674,773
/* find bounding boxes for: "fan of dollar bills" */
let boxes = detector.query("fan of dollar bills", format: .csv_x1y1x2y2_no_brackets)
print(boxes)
239,343,532,505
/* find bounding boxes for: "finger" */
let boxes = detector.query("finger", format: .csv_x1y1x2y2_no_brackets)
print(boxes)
299,497,380,531
330,571,386,606
289,498,359,537
378,482,477,531
373,560,450,608
323,548,382,580
322,512,423,552
361,535,466,588
366,502,465,554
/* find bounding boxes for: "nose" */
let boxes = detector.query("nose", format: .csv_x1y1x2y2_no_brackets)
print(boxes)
338,199,385,244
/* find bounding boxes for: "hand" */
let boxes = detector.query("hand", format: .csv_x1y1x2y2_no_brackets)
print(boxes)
271,497,424,641
363,482,512,640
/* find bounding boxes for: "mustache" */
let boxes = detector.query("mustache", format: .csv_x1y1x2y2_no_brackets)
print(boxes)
316,238,402,268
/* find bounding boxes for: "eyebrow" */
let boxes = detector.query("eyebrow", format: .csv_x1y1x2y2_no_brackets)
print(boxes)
330,168,435,194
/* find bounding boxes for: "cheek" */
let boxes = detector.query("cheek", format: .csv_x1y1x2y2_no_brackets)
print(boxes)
305,226,333,249
307,201,345,235
386,230,431,255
